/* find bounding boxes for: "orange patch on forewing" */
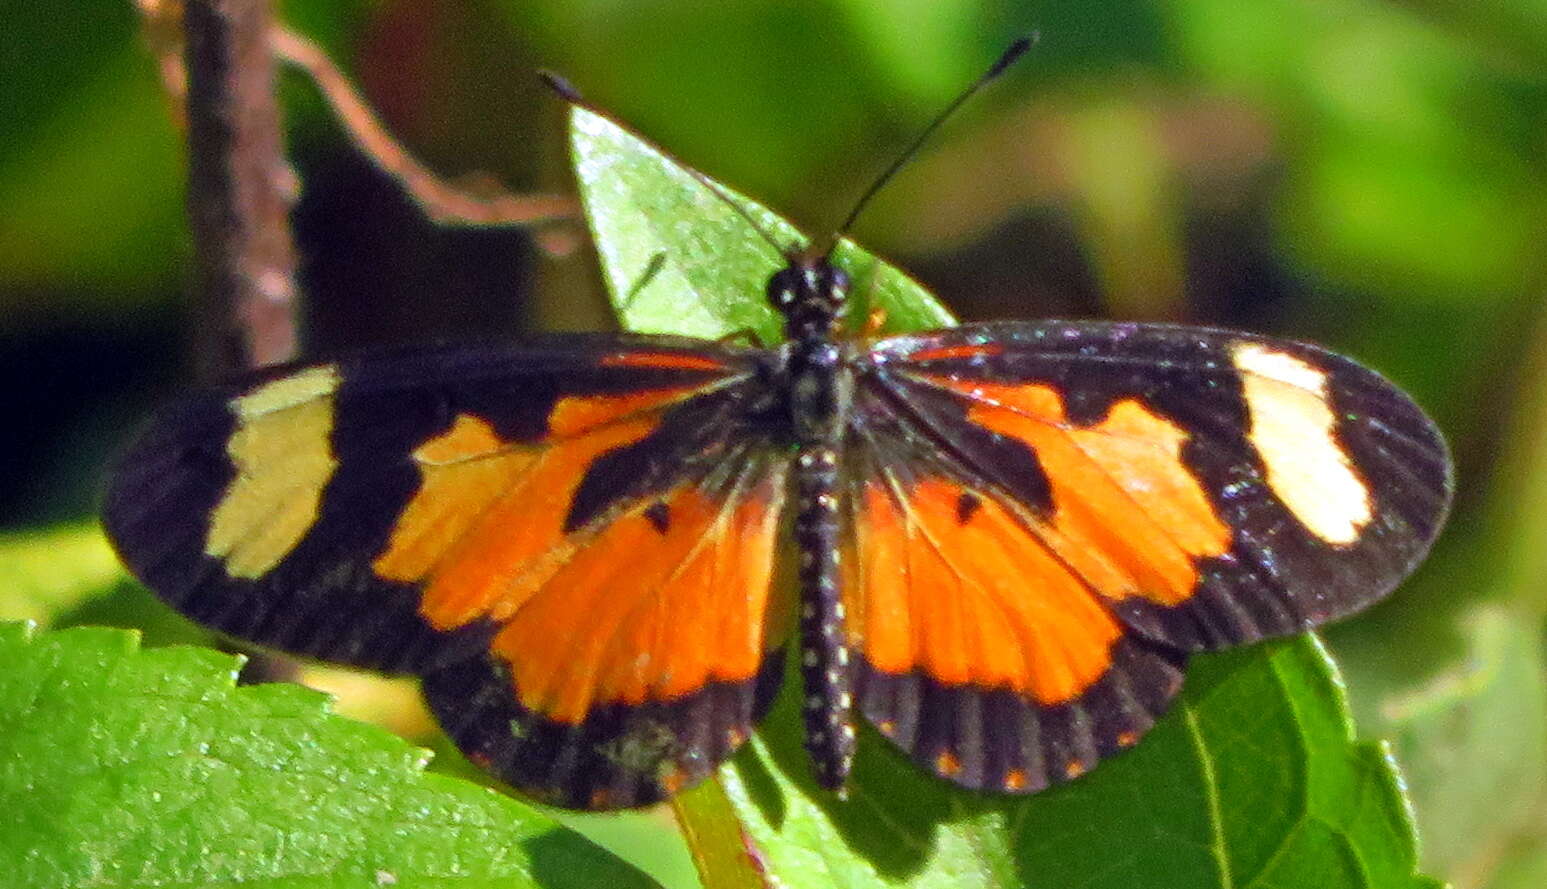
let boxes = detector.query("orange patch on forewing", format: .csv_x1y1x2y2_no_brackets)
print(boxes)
935,751,962,776
414,413,506,463
1004,769,1029,791
906,343,1005,363
850,479,1123,705
489,474,786,725
923,378,1231,606
375,413,662,628
372,413,536,586
600,352,729,372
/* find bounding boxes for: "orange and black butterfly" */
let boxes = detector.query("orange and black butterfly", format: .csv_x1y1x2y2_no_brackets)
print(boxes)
102,41,1451,810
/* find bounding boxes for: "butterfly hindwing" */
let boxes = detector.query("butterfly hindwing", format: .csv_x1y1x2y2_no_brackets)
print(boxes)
840,433,1188,792
841,319,1450,791
424,447,792,809
104,335,799,806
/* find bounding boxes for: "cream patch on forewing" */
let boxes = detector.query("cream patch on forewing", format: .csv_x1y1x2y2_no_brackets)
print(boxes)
205,366,342,577
1232,343,1372,545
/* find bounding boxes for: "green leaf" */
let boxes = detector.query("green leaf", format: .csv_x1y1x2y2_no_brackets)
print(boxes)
0,623,660,889
570,103,1437,889
570,105,955,344
725,640,1436,889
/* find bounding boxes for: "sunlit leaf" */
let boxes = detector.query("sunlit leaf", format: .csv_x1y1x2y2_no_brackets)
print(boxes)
0,623,660,889
571,105,954,344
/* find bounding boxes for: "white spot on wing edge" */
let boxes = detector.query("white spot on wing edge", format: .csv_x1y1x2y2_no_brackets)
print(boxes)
1232,342,1373,545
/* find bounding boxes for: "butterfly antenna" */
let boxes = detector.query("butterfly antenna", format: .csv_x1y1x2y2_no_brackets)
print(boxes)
540,70,791,261
683,167,791,259
817,34,1036,259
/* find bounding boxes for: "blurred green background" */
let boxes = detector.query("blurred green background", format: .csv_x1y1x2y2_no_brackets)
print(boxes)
2,1,1545,887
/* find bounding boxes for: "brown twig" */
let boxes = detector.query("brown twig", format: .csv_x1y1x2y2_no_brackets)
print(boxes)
182,0,300,375
141,2,584,259
269,26,582,255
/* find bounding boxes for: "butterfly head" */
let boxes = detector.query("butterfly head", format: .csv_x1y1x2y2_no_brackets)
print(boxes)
768,252,850,340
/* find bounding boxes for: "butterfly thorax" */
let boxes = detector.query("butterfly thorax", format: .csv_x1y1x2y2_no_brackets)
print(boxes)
768,256,854,438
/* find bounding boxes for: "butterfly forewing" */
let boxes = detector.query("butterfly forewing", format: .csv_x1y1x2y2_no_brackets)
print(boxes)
839,319,1450,791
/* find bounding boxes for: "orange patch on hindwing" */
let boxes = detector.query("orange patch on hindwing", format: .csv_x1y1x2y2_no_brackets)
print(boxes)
926,378,1231,605
851,478,1124,705
490,475,785,724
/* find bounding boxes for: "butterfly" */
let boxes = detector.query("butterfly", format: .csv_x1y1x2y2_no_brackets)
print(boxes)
102,41,1452,810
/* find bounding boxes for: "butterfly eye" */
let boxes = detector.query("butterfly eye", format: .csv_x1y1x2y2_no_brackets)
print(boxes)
766,269,799,308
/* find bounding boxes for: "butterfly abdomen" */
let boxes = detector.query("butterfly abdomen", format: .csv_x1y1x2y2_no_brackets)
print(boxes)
783,331,858,791
794,441,857,791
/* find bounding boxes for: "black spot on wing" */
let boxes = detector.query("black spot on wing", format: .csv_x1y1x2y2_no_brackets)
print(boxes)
643,501,671,534
955,491,982,525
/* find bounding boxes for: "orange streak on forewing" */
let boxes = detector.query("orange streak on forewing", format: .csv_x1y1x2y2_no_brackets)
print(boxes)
926,378,1230,606
905,343,1004,363
492,484,782,724
853,479,1123,705
600,352,730,372
412,417,660,628
547,386,704,438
